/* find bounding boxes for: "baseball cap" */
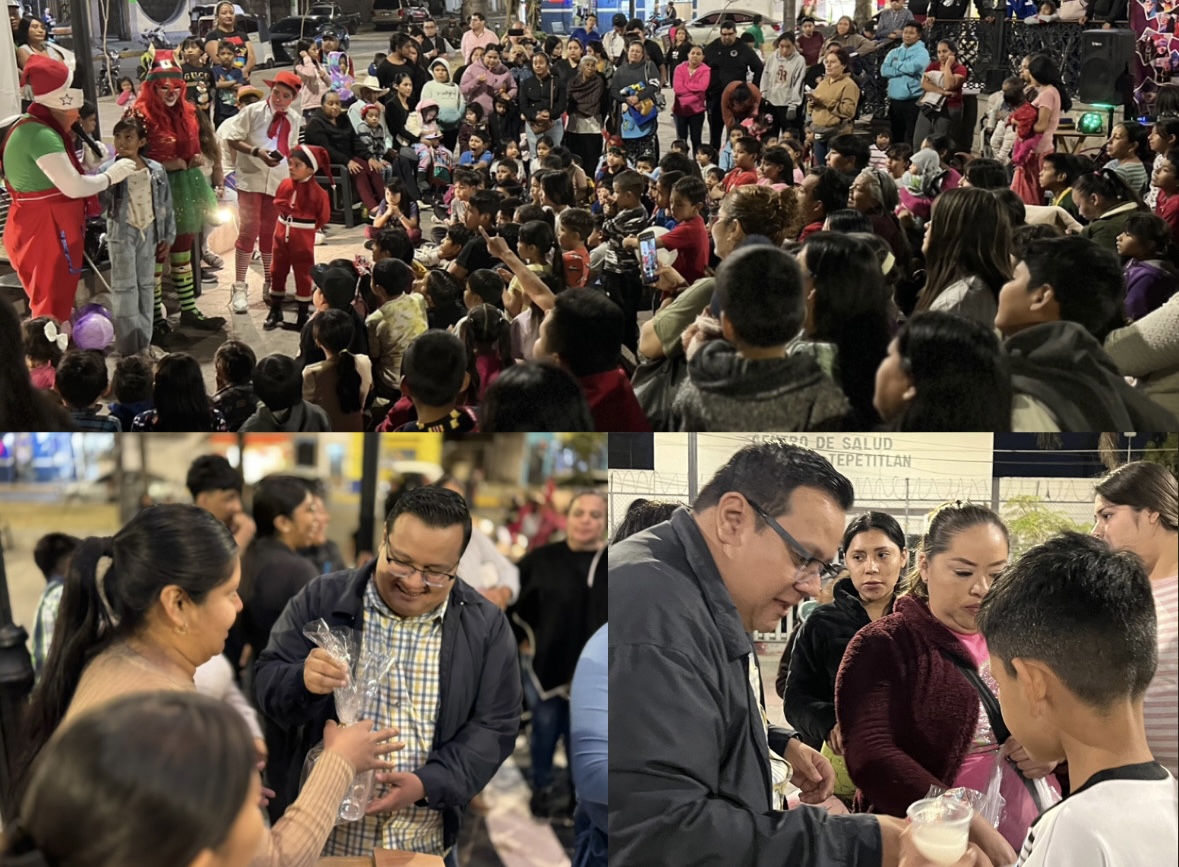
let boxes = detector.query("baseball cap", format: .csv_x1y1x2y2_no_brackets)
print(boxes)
611,12,627,26
309,265,356,308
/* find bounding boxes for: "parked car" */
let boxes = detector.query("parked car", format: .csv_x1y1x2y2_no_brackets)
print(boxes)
655,8,780,50
372,0,431,31
269,16,351,65
307,2,362,35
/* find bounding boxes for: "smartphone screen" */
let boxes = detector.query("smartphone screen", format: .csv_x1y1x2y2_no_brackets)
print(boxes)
639,232,659,284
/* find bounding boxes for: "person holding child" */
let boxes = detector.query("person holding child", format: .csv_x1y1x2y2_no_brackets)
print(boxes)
304,89,388,216
100,116,176,357
265,144,332,331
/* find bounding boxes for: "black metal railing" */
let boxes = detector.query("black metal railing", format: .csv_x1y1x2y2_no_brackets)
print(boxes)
859,19,1090,122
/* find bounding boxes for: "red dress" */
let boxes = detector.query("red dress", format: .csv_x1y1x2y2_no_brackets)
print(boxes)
270,178,331,302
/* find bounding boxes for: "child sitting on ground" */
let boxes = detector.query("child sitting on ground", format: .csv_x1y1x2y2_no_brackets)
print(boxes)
303,309,372,432
239,353,331,431
108,355,155,434
458,303,513,403
56,350,121,431
210,340,257,432
459,130,494,172
300,262,369,365
22,317,66,391
388,330,479,431
370,179,422,245
366,258,428,401
596,144,629,187
457,103,489,158
975,533,1178,867
558,207,594,289
695,143,718,172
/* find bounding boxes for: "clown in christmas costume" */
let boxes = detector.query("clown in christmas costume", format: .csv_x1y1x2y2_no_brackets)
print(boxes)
1,56,137,322
266,143,331,331
217,69,303,299
127,51,223,336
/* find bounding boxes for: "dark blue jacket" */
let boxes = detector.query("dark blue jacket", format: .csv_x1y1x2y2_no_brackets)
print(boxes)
253,561,522,849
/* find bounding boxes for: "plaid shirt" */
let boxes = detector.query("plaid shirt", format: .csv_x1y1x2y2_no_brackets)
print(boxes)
69,407,122,431
322,581,448,857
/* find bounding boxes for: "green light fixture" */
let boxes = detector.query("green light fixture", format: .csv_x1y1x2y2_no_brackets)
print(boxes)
1078,112,1104,134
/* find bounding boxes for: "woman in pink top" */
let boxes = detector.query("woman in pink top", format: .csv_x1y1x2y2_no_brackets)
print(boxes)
672,45,710,156
1092,461,1179,779
1012,53,1071,206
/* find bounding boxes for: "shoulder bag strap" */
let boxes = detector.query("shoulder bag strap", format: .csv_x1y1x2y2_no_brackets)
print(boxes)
937,646,1052,812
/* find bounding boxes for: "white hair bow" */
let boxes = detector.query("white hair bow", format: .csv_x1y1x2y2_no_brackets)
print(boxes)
43,321,68,351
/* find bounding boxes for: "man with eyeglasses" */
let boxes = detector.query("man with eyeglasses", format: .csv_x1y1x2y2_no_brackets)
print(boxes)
255,486,521,866
610,441,908,866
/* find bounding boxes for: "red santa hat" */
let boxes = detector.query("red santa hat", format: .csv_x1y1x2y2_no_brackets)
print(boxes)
21,55,83,112
290,144,332,179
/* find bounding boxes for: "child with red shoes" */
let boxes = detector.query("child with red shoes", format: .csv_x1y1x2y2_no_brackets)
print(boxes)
265,144,332,330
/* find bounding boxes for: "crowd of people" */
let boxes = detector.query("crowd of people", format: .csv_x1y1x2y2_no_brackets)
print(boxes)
0,4,1173,432
610,441,1178,867
10,453,609,867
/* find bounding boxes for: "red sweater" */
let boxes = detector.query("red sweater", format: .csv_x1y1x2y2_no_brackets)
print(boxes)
1157,190,1179,248
834,595,981,817
579,368,652,432
274,177,331,229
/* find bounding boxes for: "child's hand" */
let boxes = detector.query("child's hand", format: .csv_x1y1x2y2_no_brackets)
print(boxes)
622,236,639,250
156,242,171,259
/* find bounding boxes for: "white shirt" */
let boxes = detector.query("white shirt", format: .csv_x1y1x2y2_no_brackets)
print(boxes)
217,99,302,195
1015,763,1178,867
456,526,520,603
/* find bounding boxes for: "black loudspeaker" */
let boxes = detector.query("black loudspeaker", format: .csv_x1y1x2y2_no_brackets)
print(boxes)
609,434,655,470
1078,29,1135,106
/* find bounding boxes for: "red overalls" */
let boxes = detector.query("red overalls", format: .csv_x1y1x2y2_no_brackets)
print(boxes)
2,116,94,322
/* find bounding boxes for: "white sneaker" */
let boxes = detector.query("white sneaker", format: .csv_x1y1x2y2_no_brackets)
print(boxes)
230,282,248,314
314,231,326,246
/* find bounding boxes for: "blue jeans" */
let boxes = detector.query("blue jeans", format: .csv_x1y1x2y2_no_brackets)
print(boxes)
530,693,571,790
812,136,832,170
525,117,565,161
107,225,160,356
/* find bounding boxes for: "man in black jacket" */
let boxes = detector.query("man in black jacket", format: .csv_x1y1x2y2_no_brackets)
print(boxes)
254,487,521,863
610,441,907,867
702,19,764,148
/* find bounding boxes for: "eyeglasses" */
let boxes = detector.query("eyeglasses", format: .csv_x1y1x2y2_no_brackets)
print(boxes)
382,543,458,588
744,497,841,583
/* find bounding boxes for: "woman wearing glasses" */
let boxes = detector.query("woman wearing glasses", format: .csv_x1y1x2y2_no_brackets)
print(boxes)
514,489,608,821
780,511,907,808
835,503,1058,867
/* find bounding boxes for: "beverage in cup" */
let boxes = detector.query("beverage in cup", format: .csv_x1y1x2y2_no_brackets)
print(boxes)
906,797,973,866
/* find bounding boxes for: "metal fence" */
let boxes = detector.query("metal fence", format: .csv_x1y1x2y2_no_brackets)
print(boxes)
857,19,1091,122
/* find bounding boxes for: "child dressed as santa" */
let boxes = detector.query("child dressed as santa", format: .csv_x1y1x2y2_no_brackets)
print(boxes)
265,144,331,330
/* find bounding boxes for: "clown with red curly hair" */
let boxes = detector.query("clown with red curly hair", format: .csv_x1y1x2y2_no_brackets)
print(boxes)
126,51,223,338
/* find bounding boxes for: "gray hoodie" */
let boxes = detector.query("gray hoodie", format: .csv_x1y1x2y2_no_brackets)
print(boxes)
671,340,851,431
239,400,332,432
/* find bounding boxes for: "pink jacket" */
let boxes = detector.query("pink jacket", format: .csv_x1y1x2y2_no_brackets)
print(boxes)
460,60,517,119
673,62,710,117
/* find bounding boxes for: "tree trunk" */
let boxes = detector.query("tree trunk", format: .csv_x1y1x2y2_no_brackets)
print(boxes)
463,0,491,26
783,0,797,31
854,0,874,26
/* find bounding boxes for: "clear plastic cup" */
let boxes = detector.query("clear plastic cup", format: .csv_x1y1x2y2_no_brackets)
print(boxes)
906,797,973,866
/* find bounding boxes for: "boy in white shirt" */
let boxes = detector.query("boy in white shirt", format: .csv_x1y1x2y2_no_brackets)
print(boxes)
972,533,1178,867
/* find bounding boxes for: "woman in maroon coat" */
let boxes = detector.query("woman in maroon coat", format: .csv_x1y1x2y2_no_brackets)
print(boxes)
835,503,1062,866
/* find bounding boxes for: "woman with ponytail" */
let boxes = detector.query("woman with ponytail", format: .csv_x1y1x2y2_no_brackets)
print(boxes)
15,504,400,867
302,308,373,431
